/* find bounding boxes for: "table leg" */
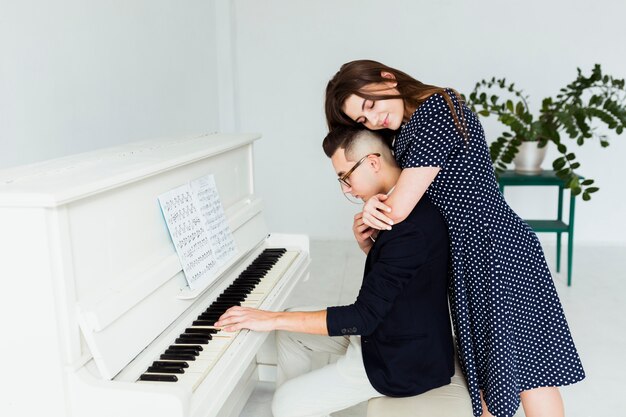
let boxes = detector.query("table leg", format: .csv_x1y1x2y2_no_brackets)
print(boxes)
557,186,564,273
567,193,576,286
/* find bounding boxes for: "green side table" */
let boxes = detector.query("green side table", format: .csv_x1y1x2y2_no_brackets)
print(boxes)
498,170,582,286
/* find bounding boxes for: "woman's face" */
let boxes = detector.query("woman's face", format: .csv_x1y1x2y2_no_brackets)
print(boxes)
341,82,406,131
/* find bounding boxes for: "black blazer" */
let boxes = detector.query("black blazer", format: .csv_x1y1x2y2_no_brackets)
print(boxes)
326,196,454,397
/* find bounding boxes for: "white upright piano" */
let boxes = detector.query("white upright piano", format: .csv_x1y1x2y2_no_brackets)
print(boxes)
0,133,310,417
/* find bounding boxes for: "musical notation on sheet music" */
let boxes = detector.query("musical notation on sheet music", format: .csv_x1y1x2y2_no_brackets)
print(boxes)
190,175,237,264
158,174,236,290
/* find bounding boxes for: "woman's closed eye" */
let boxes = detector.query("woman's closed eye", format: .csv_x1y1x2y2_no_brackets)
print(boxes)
356,100,375,124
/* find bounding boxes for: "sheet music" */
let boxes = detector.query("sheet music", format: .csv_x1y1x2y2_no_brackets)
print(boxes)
158,174,236,290
190,175,237,265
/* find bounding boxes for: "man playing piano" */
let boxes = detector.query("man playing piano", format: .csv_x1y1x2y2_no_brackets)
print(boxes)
215,127,456,417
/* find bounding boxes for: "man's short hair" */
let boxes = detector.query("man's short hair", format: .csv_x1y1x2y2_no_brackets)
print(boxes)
322,127,394,163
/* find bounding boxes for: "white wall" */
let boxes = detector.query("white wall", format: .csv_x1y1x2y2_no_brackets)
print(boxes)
233,0,626,246
1,1,624,245
0,0,222,169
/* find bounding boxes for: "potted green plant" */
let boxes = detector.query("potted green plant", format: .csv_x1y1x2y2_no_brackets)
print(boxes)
466,64,626,200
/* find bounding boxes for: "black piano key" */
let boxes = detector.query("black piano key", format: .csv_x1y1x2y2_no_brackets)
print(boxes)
195,319,219,326
192,320,216,326
175,337,209,344
146,366,185,374
151,360,187,367
200,310,224,315
160,353,196,361
236,284,258,288
167,344,203,352
215,297,247,303
139,374,178,382
178,332,213,340
205,305,228,311
217,292,248,297
210,301,241,307
198,312,222,318
217,293,248,299
178,333,212,342
210,303,235,308
164,348,199,356
204,310,231,316
223,284,253,289
237,278,262,283
152,360,189,368
197,317,221,323
205,307,235,313
223,285,254,291
185,328,217,335
216,295,246,300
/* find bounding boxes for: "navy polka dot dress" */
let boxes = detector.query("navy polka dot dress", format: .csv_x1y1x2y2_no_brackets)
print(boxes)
393,89,585,417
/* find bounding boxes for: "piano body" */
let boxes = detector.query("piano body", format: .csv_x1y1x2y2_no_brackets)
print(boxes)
0,133,310,417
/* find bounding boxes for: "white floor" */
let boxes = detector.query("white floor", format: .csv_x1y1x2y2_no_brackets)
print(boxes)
240,240,626,417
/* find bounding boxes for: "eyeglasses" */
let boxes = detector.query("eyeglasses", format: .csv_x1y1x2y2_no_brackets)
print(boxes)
337,153,380,204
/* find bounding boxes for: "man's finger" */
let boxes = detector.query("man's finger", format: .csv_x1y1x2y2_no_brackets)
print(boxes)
218,310,237,321
223,325,239,332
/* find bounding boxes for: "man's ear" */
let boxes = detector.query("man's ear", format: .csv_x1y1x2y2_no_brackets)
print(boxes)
381,71,397,88
369,154,382,172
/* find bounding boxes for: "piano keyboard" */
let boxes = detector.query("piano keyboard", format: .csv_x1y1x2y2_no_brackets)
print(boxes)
137,248,298,390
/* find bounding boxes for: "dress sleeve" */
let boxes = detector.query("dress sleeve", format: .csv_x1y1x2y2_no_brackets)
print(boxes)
398,93,463,169
325,222,428,337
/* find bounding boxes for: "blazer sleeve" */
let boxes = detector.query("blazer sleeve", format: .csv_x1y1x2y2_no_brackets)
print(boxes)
326,222,428,337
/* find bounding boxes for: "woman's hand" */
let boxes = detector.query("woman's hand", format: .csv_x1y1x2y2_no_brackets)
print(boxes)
353,212,374,254
362,194,393,230
214,306,277,332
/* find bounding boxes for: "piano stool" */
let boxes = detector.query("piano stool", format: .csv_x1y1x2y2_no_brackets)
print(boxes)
366,357,526,417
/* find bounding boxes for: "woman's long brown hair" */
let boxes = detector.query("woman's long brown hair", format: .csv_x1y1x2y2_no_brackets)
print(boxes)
325,60,467,142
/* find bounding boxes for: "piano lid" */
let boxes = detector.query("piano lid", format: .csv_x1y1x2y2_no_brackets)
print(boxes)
0,133,260,207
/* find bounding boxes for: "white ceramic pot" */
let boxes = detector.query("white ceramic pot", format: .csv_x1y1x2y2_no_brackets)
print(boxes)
513,141,548,175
